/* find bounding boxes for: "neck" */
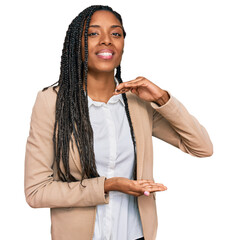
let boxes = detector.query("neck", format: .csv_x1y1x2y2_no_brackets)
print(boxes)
83,70,116,103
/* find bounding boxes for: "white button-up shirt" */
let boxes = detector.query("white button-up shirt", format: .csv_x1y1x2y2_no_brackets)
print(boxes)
85,77,144,240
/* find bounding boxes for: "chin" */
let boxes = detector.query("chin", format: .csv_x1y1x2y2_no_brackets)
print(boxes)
90,65,117,73
95,68,116,73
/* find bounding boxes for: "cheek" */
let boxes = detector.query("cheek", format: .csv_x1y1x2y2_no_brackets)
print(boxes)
118,42,124,54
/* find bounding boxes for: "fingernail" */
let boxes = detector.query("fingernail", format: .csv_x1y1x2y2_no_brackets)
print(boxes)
144,191,150,196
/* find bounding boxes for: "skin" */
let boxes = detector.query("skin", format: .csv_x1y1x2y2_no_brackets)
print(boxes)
81,10,124,103
81,10,168,196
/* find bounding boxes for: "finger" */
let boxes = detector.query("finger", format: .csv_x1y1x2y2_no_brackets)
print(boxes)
144,191,150,196
113,87,131,95
137,179,154,184
154,186,168,191
115,77,146,92
135,76,145,79
124,77,145,85
137,181,166,190
127,185,167,197
127,190,143,197
155,183,165,187
139,183,153,187
124,81,148,88
121,88,131,93
124,79,144,85
145,185,168,191
115,82,131,91
138,181,163,186
116,78,145,91
130,88,139,96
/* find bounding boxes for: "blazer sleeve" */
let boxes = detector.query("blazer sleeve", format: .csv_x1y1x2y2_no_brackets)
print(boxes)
24,90,109,208
150,92,213,157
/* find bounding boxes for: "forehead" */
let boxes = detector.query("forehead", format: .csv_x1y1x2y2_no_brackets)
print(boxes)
87,10,121,26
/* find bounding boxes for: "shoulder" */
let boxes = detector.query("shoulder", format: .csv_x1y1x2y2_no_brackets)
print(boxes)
38,85,58,103
37,85,58,105
33,86,59,120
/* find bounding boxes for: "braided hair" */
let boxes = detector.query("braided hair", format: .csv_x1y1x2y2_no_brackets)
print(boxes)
42,5,137,186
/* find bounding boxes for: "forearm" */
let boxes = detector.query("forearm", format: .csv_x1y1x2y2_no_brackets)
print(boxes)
151,93,213,157
25,173,109,208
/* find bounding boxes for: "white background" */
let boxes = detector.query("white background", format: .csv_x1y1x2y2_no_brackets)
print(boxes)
0,0,236,239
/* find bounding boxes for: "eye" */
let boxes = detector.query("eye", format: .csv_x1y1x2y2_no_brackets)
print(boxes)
88,32,98,36
112,33,122,37
88,32,122,37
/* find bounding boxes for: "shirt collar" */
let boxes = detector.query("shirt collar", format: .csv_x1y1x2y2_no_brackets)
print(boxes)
85,77,125,108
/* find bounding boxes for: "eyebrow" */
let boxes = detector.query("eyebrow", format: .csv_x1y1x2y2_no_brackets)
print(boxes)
88,24,123,30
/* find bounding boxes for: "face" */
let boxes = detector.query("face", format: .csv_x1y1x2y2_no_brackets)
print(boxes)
81,10,125,74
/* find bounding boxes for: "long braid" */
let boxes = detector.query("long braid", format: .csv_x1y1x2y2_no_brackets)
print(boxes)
41,5,136,187
115,66,138,208
115,65,137,181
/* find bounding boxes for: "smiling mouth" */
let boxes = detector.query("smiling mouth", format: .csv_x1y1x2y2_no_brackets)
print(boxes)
96,52,114,60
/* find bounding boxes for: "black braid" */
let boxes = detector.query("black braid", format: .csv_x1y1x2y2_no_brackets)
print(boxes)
115,65,137,181
42,5,137,187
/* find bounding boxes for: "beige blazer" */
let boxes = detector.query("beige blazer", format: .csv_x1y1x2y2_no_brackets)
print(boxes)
24,86,213,240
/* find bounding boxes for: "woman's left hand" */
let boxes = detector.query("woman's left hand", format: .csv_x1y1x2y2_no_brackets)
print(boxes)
113,76,170,105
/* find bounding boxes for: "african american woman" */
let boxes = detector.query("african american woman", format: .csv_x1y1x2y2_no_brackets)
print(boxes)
24,5,213,240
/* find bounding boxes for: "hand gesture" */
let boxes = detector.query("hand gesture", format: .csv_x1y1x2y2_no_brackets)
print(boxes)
105,177,167,197
113,76,169,105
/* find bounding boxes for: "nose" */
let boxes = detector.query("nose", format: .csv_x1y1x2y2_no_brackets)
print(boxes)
99,33,112,46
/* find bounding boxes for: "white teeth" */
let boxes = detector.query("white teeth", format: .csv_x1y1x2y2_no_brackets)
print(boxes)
97,52,112,56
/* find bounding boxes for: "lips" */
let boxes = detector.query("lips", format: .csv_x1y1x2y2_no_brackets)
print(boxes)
96,49,114,54
96,49,114,60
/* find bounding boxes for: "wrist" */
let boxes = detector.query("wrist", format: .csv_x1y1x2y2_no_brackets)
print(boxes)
104,177,118,193
153,91,170,106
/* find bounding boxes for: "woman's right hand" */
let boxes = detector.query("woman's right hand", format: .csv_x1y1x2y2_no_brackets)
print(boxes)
104,177,167,197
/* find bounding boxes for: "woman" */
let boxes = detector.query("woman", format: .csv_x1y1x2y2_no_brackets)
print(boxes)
24,5,213,240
